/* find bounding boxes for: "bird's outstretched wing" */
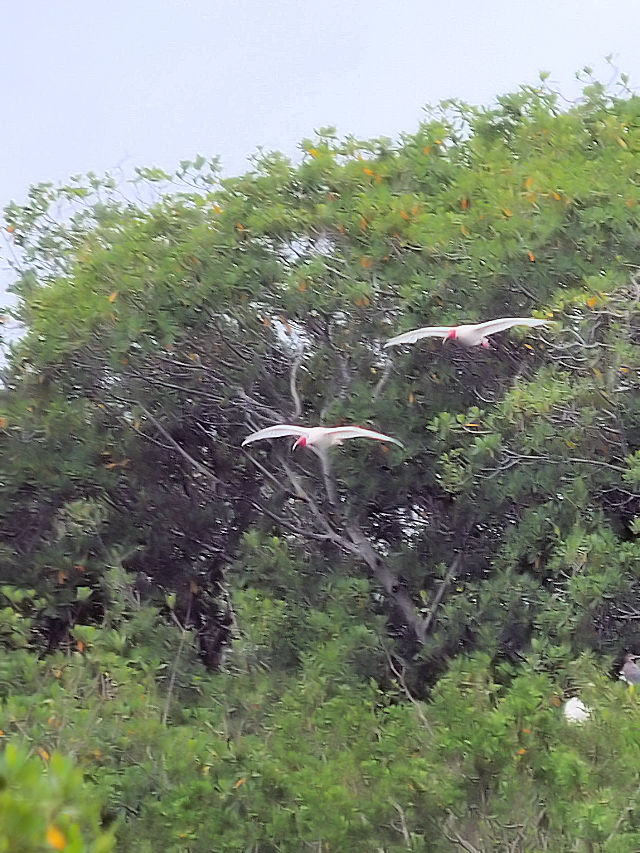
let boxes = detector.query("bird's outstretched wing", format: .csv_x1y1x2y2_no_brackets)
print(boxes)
241,425,310,446
327,426,404,448
384,326,453,348
475,317,550,337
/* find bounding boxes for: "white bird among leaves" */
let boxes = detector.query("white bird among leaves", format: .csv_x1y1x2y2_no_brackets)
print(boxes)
384,317,551,350
563,696,592,724
619,654,640,686
241,424,404,451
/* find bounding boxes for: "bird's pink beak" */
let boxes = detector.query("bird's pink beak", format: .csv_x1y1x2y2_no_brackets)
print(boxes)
292,436,307,451
443,329,456,345
481,338,491,349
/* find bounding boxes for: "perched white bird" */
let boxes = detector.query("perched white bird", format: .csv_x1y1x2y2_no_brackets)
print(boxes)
563,696,591,724
384,317,551,350
241,424,403,450
620,654,640,686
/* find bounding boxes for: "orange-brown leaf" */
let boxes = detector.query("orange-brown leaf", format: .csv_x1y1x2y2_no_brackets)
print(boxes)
38,747,50,761
363,167,374,177
461,197,470,210
0,417,6,429
524,177,534,189
503,207,512,217
423,145,431,154
528,250,535,262
234,777,247,789
586,296,598,308
552,191,561,201
108,291,118,303
308,148,318,158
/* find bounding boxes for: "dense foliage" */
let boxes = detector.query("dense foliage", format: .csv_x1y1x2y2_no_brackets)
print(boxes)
1,74,640,850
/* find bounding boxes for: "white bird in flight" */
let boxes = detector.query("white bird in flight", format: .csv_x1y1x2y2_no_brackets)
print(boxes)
241,424,403,450
384,317,551,350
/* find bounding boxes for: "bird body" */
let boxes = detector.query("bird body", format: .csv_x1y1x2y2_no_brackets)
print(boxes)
620,654,640,685
385,317,550,350
563,696,591,724
241,424,403,450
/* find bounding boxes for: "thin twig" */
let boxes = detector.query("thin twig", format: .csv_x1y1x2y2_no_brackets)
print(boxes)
290,351,303,419
162,599,192,726
137,403,221,488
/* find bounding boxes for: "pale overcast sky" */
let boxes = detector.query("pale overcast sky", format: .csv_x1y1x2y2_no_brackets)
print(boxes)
3,0,640,214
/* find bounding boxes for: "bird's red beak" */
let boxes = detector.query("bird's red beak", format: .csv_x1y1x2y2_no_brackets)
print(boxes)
292,436,307,451
443,329,456,345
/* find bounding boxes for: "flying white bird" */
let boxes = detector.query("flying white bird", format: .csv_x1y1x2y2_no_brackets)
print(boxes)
241,424,403,450
384,317,551,350
563,696,592,724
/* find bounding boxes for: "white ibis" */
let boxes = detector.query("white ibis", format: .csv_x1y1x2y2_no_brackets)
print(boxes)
384,317,550,350
620,654,640,686
563,696,591,724
241,424,403,450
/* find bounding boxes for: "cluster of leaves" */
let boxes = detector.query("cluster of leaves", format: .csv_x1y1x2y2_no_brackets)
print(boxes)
1,556,640,851
0,74,640,849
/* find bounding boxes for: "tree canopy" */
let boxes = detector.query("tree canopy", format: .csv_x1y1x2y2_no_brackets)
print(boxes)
1,75,640,851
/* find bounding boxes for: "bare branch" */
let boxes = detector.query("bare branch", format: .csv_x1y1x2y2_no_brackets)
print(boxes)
372,359,392,401
383,648,433,733
422,553,463,635
137,403,221,489
289,351,303,419
250,501,336,542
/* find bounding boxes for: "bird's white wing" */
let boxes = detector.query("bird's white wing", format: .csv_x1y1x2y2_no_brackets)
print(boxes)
326,426,404,448
241,425,310,446
384,326,454,348
475,317,550,337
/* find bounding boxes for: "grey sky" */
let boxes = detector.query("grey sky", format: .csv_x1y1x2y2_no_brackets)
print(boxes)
3,0,640,215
